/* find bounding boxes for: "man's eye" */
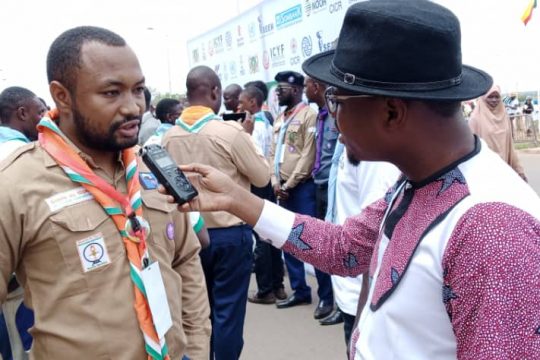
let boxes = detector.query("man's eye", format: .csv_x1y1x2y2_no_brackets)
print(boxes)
103,90,120,96
134,86,145,94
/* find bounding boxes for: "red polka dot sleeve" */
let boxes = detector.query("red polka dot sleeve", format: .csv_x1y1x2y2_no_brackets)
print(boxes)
281,197,387,277
442,202,540,359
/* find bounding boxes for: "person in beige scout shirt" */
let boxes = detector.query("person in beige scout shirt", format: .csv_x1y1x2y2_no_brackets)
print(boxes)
269,71,334,321
162,65,269,360
0,26,210,360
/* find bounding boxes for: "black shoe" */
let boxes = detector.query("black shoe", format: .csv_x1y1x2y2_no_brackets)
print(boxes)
313,300,334,319
273,288,288,301
276,294,312,309
319,309,344,325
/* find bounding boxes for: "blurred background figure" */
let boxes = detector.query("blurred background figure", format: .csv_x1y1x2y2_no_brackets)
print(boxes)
469,85,527,181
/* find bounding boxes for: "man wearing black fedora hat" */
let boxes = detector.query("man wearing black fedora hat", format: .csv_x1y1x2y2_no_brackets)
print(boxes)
162,1,540,358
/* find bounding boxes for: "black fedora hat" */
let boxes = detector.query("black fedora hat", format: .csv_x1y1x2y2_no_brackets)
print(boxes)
302,0,492,101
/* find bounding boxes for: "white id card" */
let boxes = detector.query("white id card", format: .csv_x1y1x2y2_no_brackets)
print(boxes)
279,148,285,164
140,261,173,339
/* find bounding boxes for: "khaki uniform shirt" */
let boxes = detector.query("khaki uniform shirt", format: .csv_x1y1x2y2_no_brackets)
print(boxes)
0,142,211,360
269,104,317,189
163,119,270,229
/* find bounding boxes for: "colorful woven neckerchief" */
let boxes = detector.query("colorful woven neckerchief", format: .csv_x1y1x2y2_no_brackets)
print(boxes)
37,117,169,360
176,105,220,133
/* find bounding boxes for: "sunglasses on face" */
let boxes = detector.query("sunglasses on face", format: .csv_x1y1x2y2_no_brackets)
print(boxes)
275,85,294,93
324,86,373,115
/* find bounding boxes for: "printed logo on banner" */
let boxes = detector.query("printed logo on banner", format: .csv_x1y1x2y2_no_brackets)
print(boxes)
305,0,327,17
223,61,229,82
229,61,237,78
213,34,224,54
237,25,245,47
192,49,200,63
263,50,270,70
291,38,298,54
316,30,334,52
208,39,214,57
248,22,257,40
214,64,221,79
276,4,303,30
270,44,286,68
201,43,207,60
257,15,275,36
328,0,343,13
239,55,246,76
225,31,233,49
290,38,301,66
302,36,313,57
248,55,260,74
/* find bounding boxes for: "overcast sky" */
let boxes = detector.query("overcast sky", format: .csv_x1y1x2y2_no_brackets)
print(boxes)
0,0,538,105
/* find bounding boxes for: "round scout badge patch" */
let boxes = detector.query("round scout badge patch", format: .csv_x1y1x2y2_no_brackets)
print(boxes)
166,223,175,240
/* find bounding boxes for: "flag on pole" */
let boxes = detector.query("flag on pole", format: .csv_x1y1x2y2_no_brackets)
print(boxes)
522,0,537,25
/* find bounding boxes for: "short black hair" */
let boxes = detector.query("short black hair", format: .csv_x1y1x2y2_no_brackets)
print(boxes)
242,86,265,108
46,26,126,94
155,98,180,122
0,86,37,123
144,87,152,111
422,100,462,118
244,80,268,101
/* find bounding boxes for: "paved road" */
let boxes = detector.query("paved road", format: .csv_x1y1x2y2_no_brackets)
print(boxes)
519,152,540,194
242,152,540,360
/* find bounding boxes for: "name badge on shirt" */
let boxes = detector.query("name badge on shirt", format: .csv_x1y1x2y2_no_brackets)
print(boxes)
46,187,93,212
141,262,173,339
76,233,111,272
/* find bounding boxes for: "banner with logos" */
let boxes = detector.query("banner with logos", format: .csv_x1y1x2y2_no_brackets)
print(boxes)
186,0,363,88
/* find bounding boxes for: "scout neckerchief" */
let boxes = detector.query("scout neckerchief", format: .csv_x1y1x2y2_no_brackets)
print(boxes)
153,123,173,137
273,102,307,184
0,126,30,144
253,111,270,125
176,105,220,133
37,117,170,360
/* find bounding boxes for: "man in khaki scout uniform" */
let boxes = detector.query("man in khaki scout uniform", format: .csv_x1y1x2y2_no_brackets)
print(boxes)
0,26,210,360
269,71,334,321
162,65,270,360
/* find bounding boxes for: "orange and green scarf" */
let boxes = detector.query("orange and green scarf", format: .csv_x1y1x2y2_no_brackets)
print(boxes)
38,117,170,360
176,105,220,133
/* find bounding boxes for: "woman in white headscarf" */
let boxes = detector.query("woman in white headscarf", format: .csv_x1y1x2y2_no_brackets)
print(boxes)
469,85,527,181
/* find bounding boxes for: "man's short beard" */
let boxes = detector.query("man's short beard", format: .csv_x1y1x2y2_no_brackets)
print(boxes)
72,106,139,152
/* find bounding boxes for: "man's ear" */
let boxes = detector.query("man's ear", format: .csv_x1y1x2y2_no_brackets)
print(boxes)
49,81,73,115
384,98,408,131
16,106,27,121
211,86,220,101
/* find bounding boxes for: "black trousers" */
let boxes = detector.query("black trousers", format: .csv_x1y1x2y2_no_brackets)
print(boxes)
251,182,285,296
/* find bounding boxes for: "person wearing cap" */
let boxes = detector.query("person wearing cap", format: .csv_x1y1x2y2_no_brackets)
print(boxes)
269,70,334,320
161,0,540,358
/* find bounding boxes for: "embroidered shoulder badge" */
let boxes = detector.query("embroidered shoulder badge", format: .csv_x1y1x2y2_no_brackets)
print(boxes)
139,172,158,190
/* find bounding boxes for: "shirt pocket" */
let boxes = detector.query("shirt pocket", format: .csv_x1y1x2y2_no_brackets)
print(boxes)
141,192,177,254
48,201,126,294
286,123,302,148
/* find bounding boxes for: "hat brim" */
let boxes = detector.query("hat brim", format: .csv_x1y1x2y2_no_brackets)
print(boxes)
302,50,492,101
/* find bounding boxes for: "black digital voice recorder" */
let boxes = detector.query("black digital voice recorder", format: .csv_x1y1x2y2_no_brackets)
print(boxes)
140,144,198,205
